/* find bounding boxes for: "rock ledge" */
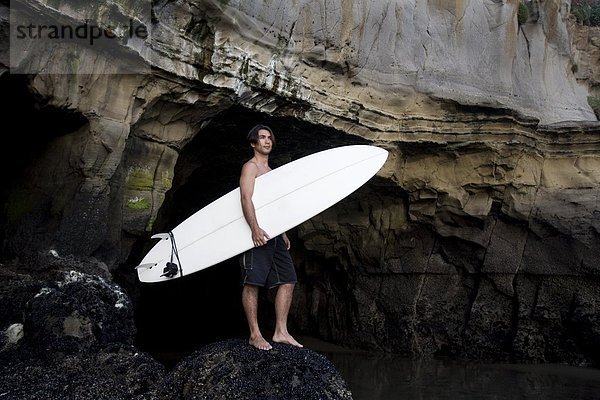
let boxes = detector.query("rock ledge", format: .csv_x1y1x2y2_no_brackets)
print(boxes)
155,339,353,400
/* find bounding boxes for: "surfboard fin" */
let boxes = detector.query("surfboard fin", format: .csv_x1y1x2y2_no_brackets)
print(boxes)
151,233,171,240
138,231,183,279
135,263,156,270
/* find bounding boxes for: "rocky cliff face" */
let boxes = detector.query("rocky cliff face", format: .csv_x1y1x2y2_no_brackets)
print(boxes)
1,0,599,365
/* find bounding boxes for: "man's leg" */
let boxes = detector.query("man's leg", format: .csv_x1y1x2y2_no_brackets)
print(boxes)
242,284,272,350
272,283,303,347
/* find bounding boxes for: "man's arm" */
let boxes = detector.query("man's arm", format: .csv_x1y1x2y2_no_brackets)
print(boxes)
240,162,270,247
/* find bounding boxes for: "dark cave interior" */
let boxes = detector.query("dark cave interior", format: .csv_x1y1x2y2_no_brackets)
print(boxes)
124,106,372,364
0,73,89,256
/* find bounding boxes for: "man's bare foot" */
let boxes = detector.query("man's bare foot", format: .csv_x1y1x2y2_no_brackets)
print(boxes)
249,336,272,351
272,333,303,348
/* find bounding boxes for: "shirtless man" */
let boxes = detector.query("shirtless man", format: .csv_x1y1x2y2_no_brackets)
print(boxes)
239,124,303,351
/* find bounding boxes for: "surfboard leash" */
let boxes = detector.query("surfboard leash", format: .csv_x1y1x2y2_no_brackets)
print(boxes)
161,231,184,278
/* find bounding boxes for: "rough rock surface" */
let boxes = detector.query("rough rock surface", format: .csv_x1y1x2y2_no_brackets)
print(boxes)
0,258,348,399
0,343,163,400
153,339,352,400
570,18,600,98
0,257,164,399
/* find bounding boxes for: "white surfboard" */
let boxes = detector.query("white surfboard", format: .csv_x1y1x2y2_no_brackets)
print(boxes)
136,144,388,283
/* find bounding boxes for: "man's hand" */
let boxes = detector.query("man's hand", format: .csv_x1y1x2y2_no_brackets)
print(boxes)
252,226,270,247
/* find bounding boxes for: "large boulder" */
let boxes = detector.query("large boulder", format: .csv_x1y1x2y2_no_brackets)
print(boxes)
153,339,353,400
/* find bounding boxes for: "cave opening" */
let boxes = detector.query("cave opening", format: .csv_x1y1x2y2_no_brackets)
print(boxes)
131,105,371,365
0,73,89,257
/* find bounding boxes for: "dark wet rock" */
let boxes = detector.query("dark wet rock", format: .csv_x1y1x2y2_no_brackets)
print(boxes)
153,339,353,400
0,343,164,400
0,259,163,399
23,269,134,356
0,259,352,399
0,256,133,358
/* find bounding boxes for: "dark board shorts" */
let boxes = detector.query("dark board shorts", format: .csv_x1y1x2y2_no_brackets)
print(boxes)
239,234,297,288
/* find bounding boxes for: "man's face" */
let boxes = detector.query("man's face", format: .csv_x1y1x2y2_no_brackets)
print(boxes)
253,129,273,155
